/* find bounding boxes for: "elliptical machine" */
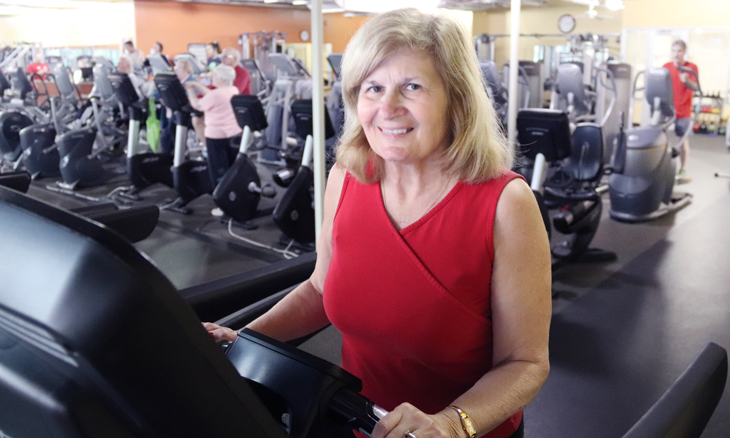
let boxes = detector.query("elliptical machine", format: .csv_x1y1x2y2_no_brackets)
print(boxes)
550,62,617,130
480,60,531,127
107,72,174,200
55,126,111,189
87,63,128,155
608,67,694,222
18,122,59,179
596,62,632,164
258,54,311,165
505,60,543,109
0,110,33,169
49,65,85,129
326,53,344,138
16,66,85,180
0,68,10,98
154,72,214,214
1,70,50,170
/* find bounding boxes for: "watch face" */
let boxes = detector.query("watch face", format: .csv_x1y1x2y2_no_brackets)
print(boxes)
558,14,575,33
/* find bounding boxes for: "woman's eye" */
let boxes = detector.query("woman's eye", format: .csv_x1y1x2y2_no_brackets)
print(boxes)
405,83,421,91
367,85,382,93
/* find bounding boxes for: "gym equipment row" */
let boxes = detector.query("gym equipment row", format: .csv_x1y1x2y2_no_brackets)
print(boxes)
2,51,335,253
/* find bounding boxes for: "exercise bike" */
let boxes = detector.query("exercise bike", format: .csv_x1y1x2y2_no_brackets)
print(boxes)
212,94,276,226
516,63,619,266
517,108,617,268
107,71,174,200
271,99,335,249
154,72,214,214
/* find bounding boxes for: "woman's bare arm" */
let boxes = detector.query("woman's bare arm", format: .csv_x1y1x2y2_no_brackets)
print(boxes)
206,164,348,342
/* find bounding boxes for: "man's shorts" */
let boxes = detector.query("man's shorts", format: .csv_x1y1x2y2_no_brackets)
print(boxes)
675,117,692,138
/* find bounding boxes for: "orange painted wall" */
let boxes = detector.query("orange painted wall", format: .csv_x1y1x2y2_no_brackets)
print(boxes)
134,1,367,58
323,13,369,53
134,1,310,57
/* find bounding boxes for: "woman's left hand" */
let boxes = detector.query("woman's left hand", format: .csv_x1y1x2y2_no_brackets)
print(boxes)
202,322,238,343
372,403,463,438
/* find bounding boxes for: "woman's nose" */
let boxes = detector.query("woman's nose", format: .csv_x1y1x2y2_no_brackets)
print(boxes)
380,90,404,118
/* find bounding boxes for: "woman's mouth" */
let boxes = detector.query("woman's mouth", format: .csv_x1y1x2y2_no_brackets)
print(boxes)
380,127,413,135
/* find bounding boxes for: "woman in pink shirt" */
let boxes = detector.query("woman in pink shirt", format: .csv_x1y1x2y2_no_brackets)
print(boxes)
185,64,242,187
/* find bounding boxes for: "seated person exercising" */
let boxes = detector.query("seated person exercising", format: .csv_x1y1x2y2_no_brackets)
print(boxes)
149,41,171,66
117,55,146,100
206,8,551,438
159,58,198,155
184,64,241,188
26,53,50,77
73,58,92,84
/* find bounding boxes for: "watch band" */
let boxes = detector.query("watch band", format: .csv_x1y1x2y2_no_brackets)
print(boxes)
450,406,477,438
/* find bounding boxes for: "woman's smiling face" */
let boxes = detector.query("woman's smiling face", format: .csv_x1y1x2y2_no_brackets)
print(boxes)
357,50,450,167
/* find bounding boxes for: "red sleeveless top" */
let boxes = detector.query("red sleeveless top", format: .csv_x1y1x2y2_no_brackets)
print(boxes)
323,170,523,438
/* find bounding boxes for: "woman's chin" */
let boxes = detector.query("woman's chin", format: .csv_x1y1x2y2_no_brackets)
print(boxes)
379,152,412,165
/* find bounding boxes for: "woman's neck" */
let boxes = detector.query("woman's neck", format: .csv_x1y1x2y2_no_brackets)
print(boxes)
381,155,447,194
380,160,456,230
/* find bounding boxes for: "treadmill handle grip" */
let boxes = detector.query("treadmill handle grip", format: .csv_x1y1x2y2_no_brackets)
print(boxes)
328,387,388,437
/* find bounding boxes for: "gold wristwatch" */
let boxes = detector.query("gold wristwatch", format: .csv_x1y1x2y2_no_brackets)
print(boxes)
450,406,477,438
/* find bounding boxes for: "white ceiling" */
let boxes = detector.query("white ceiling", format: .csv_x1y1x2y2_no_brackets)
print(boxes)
124,0,622,12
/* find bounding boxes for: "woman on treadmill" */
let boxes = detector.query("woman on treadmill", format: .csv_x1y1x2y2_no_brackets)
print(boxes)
206,8,551,438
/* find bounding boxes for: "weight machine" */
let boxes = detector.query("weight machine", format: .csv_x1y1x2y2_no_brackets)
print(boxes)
239,31,287,84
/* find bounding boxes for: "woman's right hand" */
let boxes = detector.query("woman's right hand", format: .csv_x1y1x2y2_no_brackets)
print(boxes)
203,322,239,343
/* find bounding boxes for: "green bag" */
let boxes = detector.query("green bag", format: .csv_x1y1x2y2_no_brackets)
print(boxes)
146,99,161,153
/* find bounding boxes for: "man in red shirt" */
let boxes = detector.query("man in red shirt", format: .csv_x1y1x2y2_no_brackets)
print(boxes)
662,39,699,179
221,47,252,95
26,53,50,76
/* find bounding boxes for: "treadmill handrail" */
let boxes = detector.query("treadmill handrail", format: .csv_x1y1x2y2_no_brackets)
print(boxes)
179,251,317,322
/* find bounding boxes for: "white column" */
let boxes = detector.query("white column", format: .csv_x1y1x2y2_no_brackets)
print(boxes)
311,0,326,243
507,0,521,150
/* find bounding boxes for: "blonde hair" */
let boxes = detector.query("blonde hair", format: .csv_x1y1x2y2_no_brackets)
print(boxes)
174,58,193,75
336,8,512,184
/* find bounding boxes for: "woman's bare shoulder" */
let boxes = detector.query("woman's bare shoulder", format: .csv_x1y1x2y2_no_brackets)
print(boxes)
497,177,535,210
325,163,348,201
